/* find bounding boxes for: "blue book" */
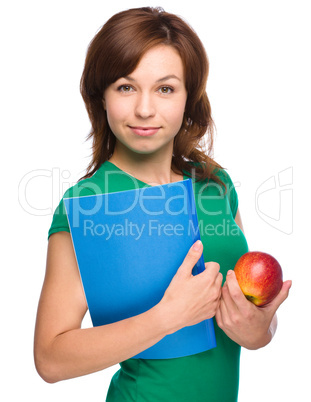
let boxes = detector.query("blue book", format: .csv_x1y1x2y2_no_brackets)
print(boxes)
64,178,216,359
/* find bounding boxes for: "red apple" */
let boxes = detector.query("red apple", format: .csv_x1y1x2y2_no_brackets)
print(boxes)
234,251,283,307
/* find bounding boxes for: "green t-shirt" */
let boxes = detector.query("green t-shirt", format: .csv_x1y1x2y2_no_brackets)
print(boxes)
48,161,248,402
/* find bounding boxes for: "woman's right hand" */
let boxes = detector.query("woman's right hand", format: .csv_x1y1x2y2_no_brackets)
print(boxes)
159,240,223,334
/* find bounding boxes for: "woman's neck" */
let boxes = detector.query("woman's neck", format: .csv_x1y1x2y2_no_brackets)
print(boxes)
108,147,182,186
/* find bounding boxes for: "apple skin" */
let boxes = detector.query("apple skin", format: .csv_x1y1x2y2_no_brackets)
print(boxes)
234,251,283,307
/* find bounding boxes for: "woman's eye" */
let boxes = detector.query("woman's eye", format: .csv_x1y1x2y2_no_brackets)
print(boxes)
159,86,173,94
118,85,133,93
117,85,173,94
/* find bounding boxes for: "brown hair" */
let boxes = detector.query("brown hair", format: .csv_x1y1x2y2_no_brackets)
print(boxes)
80,6,224,186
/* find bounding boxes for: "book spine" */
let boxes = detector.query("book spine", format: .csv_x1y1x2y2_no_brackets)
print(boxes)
185,180,205,275
185,179,216,347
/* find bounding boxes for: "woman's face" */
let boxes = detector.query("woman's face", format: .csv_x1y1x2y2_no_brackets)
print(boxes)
103,45,187,159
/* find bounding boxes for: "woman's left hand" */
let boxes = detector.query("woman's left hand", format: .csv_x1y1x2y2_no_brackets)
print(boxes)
215,270,292,349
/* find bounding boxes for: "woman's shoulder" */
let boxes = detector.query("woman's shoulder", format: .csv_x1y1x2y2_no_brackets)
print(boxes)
184,161,232,184
62,177,99,200
48,170,106,239
62,163,109,199
211,166,233,186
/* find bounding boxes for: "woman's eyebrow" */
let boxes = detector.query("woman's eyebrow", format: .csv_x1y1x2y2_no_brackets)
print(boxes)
122,74,181,83
156,75,181,83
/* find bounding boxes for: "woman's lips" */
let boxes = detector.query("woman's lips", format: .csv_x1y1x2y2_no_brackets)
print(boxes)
129,126,160,136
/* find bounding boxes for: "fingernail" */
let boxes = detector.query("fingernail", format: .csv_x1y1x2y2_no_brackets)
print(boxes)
192,240,202,251
227,270,233,276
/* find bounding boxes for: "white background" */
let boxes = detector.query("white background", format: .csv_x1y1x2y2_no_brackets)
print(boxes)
2,0,310,400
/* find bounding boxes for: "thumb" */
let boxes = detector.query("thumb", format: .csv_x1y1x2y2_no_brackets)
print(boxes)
177,240,203,278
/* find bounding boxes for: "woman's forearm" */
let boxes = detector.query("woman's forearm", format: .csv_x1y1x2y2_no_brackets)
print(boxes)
36,303,169,383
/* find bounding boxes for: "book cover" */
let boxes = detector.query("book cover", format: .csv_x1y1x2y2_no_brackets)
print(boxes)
64,178,216,359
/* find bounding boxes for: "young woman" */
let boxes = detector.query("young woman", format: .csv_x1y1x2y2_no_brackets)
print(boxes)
34,7,291,401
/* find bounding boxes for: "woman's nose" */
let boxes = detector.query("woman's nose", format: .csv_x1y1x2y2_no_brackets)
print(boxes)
134,93,156,118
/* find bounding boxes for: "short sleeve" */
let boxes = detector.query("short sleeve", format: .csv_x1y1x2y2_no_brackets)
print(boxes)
48,197,70,239
47,180,99,240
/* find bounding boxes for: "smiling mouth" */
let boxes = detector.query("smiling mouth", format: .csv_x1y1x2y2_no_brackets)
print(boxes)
129,126,161,136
